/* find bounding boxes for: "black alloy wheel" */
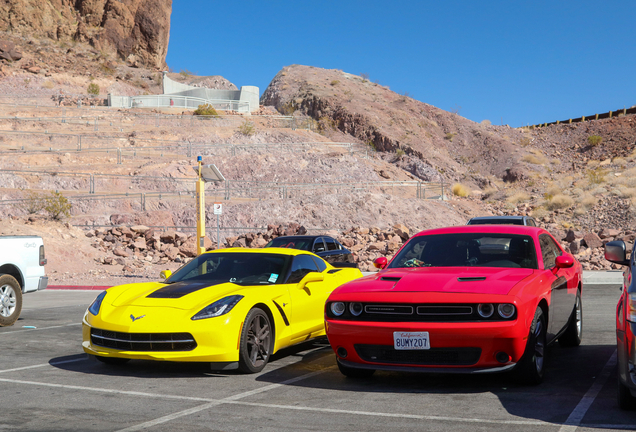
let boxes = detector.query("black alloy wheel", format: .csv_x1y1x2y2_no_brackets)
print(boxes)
558,290,583,347
239,308,273,373
516,307,547,385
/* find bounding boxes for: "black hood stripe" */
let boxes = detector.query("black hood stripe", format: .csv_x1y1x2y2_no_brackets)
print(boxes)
147,280,227,299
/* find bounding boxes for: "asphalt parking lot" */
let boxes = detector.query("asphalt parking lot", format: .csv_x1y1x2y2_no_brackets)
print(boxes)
1,283,636,432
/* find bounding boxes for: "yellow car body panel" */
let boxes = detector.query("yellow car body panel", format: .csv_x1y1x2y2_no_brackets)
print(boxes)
82,247,362,367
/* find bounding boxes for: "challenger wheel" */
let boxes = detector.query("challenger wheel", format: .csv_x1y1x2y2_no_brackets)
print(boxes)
515,307,547,385
618,370,636,410
558,290,582,347
337,359,375,378
0,274,22,327
238,308,273,373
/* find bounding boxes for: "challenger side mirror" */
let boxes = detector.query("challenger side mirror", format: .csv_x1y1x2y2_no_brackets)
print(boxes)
605,241,630,266
555,254,574,268
374,257,388,269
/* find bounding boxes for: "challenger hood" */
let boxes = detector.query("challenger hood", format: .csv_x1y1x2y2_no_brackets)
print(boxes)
338,267,534,296
108,280,243,310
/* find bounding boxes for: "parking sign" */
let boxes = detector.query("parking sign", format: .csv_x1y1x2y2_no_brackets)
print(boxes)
213,202,222,215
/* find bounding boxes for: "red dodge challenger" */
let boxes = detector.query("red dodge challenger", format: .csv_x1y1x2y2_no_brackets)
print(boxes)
325,225,583,384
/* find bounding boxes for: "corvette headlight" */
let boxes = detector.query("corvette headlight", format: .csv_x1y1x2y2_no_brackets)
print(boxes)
330,302,346,316
191,295,243,320
497,304,516,319
88,291,107,316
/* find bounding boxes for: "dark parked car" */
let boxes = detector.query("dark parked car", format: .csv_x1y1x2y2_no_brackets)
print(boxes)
604,240,636,409
265,236,354,264
467,216,537,227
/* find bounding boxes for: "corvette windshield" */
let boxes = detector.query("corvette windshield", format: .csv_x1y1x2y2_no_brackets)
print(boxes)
389,233,538,269
166,253,291,286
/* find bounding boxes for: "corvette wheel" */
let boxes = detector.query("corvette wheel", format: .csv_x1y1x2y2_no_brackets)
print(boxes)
516,307,547,385
558,290,582,347
95,356,130,365
618,368,636,410
337,359,375,378
239,308,273,373
0,274,22,327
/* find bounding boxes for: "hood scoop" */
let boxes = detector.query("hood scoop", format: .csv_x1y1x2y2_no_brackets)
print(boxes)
380,276,402,282
457,277,487,282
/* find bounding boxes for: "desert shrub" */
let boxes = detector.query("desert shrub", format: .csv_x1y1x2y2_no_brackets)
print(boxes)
519,137,531,147
238,120,255,136
366,140,377,151
278,102,296,115
522,150,548,165
395,148,406,159
44,191,71,220
343,90,353,102
579,194,597,209
179,69,192,78
613,157,627,167
451,183,470,197
360,72,370,81
545,194,574,210
330,80,339,86
531,207,548,220
87,83,100,96
193,104,219,117
43,80,55,89
318,116,337,133
481,119,491,125
587,135,603,146
481,187,498,199
506,192,530,204
18,190,45,214
618,187,636,198
445,133,457,141
586,167,607,185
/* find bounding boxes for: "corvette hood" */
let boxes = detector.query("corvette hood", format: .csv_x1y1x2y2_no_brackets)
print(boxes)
338,267,534,296
108,280,243,310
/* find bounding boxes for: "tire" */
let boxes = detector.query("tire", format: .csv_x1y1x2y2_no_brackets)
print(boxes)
559,290,582,347
515,307,547,385
238,308,273,373
337,358,375,378
618,368,636,410
95,356,130,365
0,274,22,327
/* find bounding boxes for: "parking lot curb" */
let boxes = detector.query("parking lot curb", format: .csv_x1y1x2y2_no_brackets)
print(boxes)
583,270,623,285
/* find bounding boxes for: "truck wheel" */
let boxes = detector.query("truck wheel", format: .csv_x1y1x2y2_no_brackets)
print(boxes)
0,274,22,327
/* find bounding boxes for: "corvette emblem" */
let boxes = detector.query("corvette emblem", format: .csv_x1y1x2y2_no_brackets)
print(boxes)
282,303,288,307
130,314,146,322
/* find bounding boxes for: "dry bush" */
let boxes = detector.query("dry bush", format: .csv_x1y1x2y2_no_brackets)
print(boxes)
522,150,548,165
44,191,71,220
18,190,45,214
451,183,470,197
589,186,607,196
193,104,218,117
238,120,255,136
531,207,548,220
519,137,532,147
586,167,607,185
613,157,627,167
587,135,603,146
42,80,55,89
481,119,491,125
617,186,636,198
330,80,339,86
507,192,530,204
481,187,498,198
545,194,574,210
579,194,597,209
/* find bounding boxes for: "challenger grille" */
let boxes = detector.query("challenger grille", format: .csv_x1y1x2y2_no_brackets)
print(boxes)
90,328,197,352
355,345,481,366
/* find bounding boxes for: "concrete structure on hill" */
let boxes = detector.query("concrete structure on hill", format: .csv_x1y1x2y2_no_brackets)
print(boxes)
108,72,259,113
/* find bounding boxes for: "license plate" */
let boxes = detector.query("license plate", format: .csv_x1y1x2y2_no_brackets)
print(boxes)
393,331,430,350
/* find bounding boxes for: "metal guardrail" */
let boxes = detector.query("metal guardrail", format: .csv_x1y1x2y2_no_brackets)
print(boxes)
524,106,636,129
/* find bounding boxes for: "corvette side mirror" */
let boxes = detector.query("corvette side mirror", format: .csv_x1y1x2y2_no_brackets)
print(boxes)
160,270,172,280
374,257,388,269
555,254,574,269
605,241,630,266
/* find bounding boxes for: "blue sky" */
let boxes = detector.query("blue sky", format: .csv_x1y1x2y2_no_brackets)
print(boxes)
166,1,636,127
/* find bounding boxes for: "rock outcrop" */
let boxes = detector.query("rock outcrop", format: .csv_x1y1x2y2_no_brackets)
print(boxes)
0,0,172,69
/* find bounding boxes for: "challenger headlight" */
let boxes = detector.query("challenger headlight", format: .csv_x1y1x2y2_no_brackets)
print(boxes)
330,302,346,316
191,295,243,320
88,291,107,316
497,304,516,319
478,303,494,318
349,302,363,316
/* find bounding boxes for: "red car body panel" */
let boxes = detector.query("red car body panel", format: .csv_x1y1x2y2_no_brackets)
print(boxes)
325,225,583,373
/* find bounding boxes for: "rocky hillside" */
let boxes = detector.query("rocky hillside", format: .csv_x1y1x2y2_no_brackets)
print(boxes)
0,0,172,69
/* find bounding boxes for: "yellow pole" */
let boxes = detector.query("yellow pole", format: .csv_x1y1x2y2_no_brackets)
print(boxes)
196,157,206,256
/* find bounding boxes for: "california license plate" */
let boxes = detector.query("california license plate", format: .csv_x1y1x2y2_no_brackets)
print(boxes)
393,331,430,350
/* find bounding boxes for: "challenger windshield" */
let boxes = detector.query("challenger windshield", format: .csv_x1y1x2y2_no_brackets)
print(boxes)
166,253,291,286
389,233,538,269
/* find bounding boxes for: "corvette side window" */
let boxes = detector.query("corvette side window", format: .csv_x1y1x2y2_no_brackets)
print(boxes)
311,256,328,272
287,255,320,284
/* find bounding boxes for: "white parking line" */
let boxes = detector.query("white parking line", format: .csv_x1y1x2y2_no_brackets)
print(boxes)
559,350,618,432
0,357,86,374
115,369,331,432
0,322,80,335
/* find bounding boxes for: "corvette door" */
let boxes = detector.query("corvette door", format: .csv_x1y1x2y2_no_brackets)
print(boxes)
287,254,329,341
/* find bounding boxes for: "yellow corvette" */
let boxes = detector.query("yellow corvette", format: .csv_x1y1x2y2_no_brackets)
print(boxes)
82,247,362,373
